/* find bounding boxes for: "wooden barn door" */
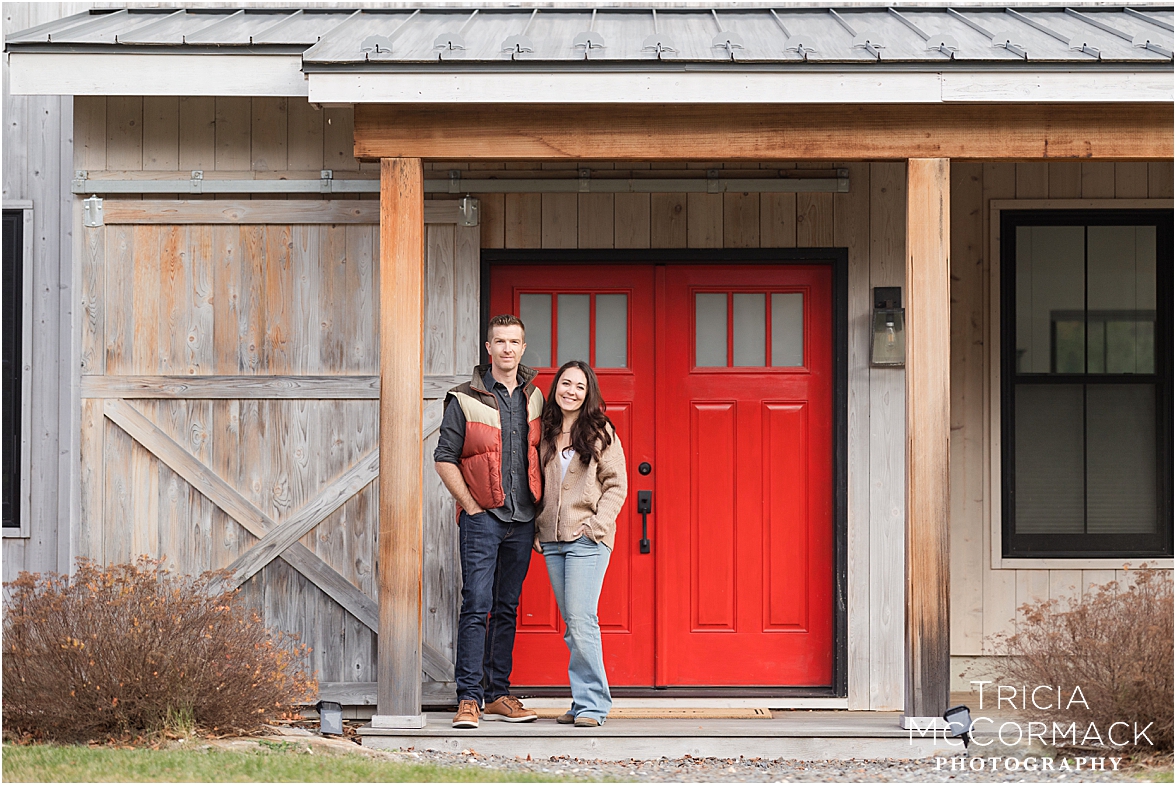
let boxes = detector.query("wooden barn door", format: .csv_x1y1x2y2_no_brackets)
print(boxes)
77,199,477,704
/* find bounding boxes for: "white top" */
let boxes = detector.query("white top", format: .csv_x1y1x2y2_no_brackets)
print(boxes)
560,447,576,480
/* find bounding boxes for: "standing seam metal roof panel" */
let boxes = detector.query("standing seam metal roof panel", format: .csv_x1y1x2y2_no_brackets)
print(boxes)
6,6,1173,66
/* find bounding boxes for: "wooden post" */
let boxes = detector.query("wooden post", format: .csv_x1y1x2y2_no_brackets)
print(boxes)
373,157,426,729
903,158,951,727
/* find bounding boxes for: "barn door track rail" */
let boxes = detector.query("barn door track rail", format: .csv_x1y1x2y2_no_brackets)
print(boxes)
72,168,850,197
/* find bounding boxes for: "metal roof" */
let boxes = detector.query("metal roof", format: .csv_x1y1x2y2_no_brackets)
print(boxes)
7,5,1173,66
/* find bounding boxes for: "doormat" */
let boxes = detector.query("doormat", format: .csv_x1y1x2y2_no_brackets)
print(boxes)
533,707,772,720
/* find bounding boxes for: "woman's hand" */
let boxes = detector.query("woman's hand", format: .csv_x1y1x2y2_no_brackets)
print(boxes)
532,536,543,554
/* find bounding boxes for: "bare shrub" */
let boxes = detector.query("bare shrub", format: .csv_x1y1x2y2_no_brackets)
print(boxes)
997,568,1173,753
3,558,315,742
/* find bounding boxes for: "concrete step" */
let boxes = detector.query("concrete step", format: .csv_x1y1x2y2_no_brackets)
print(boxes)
359,711,954,760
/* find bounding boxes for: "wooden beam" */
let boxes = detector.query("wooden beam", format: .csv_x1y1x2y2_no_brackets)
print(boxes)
354,103,1173,162
82,375,381,399
79,373,464,399
904,158,951,723
376,157,426,727
102,200,463,225
221,450,379,590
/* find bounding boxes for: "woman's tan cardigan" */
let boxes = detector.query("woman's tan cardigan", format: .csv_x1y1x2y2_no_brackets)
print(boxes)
535,427,628,551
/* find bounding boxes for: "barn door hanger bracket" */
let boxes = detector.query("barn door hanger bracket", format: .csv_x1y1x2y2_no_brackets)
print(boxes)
83,195,104,228
458,196,480,227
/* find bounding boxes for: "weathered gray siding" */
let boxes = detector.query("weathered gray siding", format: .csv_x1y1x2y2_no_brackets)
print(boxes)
2,2,88,579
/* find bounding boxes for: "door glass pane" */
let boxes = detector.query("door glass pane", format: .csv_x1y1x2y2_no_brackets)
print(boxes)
732,293,765,367
695,293,727,367
519,294,551,367
595,294,627,368
1088,226,1156,374
1014,384,1084,533
771,292,804,367
557,294,590,365
1015,226,1084,373
1087,385,1156,533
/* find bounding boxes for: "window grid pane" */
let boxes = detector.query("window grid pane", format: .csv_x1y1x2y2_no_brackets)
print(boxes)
595,294,628,368
695,292,728,367
771,292,804,367
556,294,590,366
732,293,765,367
519,293,551,367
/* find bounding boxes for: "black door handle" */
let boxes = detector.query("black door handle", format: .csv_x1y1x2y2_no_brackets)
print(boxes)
636,490,652,554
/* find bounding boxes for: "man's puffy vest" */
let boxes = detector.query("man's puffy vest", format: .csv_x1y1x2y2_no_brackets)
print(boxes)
445,363,544,513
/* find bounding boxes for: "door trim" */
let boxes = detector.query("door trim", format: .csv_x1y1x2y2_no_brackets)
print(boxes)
482,248,849,698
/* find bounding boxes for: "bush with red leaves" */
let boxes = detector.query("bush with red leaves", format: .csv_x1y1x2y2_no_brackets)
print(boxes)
998,567,1173,753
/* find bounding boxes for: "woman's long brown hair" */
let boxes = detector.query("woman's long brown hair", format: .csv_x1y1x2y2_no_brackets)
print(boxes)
539,360,614,477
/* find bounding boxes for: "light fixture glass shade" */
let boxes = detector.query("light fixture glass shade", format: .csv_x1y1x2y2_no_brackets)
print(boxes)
871,307,906,366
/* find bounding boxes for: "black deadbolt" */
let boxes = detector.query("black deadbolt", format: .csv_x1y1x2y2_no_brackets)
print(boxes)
638,462,652,475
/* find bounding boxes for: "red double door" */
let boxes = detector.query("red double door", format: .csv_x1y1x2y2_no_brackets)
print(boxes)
490,264,833,687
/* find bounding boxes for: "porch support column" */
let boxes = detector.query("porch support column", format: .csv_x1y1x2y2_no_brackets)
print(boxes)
374,157,426,729
903,158,951,727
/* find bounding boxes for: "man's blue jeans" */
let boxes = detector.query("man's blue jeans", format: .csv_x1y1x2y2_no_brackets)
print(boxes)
455,510,535,705
541,536,612,722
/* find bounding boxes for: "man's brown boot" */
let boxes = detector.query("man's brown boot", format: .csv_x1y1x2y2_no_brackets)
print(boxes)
452,699,481,729
483,695,538,723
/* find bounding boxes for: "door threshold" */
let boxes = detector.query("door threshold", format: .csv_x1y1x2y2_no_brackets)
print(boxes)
520,696,849,710
517,687,845,711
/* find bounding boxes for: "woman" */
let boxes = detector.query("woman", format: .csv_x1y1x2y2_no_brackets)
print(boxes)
534,360,628,728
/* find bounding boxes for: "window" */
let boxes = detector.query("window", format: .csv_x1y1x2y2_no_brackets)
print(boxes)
1001,210,1173,558
3,209,26,535
517,291,628,369
693,290,805,369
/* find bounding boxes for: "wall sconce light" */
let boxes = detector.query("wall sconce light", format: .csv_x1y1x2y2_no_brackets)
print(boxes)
871,287,905,367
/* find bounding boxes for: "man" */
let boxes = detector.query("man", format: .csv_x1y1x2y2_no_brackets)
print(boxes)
434,314,543,729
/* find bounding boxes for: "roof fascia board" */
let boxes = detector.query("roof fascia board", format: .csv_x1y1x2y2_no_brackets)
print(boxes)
308,70,1174,104
8,52,307,96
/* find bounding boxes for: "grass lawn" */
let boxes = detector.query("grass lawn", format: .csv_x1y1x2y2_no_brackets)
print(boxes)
1,742,577,783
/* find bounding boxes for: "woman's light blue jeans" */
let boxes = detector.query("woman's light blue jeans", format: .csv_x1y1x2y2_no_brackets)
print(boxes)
541,536,612,723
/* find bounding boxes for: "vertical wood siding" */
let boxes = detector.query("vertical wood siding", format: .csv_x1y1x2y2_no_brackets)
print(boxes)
1,2,89,580
56,95,1176,707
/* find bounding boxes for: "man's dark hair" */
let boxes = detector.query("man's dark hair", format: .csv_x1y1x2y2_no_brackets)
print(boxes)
487,314,525,340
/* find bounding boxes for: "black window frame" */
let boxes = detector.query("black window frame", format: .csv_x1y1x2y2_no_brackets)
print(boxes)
2,209,25,534
1001,208,1174,559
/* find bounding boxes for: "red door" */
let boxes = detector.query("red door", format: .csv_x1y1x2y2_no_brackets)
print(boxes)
656,265,834,686
489,263,833,688
490,265,656,686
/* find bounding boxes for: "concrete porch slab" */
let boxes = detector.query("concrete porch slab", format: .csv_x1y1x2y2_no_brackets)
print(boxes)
359,711,955,760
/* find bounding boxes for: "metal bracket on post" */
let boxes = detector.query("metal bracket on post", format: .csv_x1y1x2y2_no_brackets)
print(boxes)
448,170,462,194
320,169,333,194
83,195,104,228
72,170,88,193
579,168,591,193
458,196,480,227
189,170,204,194
707,169,720,193
836,168,851,193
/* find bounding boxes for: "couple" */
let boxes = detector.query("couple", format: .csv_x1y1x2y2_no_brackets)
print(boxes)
433,314,627,730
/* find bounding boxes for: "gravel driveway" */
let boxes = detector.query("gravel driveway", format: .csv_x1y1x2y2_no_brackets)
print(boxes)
390,746,1150,782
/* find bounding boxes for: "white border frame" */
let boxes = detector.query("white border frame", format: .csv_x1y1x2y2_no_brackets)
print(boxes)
988,198,1175,570
3,201,34,538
